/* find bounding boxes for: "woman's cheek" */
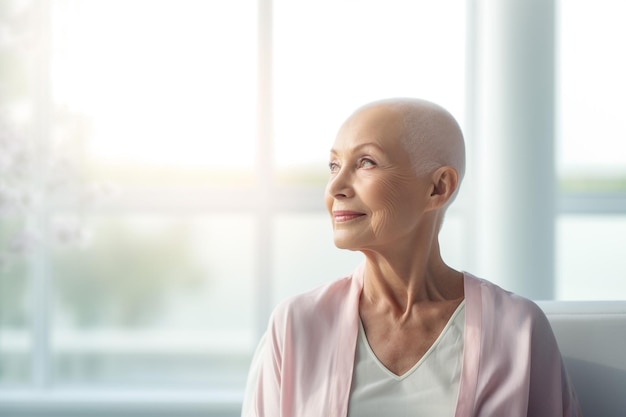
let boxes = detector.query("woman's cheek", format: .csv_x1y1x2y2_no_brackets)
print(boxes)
369,173,423,237
369,181,401,237
371,210,393,238
376,174,412,209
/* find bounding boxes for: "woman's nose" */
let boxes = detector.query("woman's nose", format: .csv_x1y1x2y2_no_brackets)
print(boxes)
326,168,354,199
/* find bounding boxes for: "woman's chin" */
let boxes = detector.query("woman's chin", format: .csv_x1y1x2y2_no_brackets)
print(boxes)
333,236,364,252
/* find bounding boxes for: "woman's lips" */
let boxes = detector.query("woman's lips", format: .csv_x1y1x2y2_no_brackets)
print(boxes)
333,210,366,223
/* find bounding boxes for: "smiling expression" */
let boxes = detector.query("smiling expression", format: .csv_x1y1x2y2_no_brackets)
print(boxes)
325,105,435,253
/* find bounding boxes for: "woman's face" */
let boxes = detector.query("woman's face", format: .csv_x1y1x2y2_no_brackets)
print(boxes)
325,106,433,252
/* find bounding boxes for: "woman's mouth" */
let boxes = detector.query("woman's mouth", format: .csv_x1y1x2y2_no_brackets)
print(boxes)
333,210,366,223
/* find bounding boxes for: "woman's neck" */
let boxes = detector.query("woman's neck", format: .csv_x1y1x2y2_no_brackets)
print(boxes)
361,243,464,314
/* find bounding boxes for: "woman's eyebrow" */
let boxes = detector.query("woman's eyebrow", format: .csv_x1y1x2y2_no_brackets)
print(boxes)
330,142,385,155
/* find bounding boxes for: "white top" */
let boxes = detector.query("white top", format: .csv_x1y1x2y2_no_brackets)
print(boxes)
347,301,465,417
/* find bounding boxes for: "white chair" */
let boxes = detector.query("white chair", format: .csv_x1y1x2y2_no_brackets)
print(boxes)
538,301,626,417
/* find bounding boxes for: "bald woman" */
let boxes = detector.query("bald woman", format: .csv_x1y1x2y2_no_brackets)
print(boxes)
242,98,582,417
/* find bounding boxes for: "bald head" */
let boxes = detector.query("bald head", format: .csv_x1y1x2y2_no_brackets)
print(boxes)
351,98,466,184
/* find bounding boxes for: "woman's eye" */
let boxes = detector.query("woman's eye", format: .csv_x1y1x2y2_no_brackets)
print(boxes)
359,158,376,168
329,161,340,172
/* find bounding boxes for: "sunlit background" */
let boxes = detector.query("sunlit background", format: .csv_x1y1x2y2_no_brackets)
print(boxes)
0,0,625,415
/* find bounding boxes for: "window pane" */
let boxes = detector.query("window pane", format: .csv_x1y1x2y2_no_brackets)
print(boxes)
439,214,467,272
50,214,256,389
557,215,626,300
272,214,363,304
557,0,626,190
273,0,466,184
0,218,32,387
1,0,39,385
51,0,258,187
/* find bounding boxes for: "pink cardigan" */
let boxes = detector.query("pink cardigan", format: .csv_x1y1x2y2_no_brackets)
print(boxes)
242,264,582,416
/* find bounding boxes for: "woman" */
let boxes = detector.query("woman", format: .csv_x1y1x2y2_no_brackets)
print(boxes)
242,98,582,416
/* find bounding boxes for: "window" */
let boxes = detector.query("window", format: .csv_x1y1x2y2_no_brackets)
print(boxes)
2,0,262,402
272,0,466,182
556,0,626,299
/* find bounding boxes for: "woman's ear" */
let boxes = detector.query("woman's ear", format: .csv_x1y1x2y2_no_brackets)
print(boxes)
428,166,459,209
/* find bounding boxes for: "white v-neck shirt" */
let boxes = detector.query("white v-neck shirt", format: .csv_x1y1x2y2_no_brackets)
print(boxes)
347,301,465,417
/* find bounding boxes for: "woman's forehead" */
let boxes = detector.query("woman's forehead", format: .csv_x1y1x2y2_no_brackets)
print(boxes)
333,106,407,151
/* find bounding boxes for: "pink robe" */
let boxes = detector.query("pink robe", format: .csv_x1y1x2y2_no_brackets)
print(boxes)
242,264,582,416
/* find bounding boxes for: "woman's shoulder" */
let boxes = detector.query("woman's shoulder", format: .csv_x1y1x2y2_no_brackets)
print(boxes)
463,271,549,326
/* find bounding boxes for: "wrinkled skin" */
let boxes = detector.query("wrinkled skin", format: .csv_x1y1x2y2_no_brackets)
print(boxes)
325,105,443,260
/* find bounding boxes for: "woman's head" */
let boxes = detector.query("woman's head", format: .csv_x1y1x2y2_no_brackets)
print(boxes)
358,98,465,188
325,98,465,252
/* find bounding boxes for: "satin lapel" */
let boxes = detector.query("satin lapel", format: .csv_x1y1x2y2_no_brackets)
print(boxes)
333,263,364,417
454,273,483,417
